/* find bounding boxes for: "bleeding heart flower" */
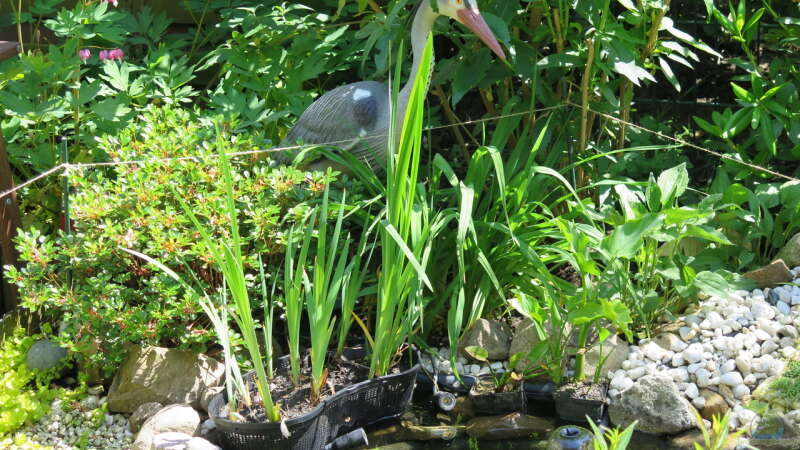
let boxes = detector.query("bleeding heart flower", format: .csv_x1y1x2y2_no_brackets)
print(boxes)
99,50,109,60
108,49,125,60
106,0,119,6
78,49,91,62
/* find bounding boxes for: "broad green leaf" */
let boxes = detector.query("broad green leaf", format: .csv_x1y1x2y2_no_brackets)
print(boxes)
685,225,732,245
693,271,730,297
603,213,665,259
657,163,689,206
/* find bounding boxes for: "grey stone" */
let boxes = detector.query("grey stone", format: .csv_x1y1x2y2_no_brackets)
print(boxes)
508,319,537,370
25,339,68,371
609,375,695,435
583,334,629,380
199,386,223,414
108,346,224,413
744,260,794,289
133,404,201,450
130,402,164,432
508,318,574,370
459,319,512,361
152,432,192,449
149,432,221,450
776,233,800,269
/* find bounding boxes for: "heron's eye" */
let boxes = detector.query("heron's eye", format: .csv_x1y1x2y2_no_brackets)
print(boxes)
455,0,462,4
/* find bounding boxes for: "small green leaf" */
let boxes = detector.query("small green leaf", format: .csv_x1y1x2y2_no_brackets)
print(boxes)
465,346,489,362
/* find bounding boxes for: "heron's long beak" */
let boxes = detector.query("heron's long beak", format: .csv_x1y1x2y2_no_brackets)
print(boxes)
457,8,506,61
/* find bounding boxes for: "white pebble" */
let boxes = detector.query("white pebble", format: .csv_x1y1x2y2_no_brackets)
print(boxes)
733,384,750,399
683,343,704,363
720,371,743,386
778,301,791,315
751,302,776,320
692,396,706,409
684,383,700,399
628,367,647,380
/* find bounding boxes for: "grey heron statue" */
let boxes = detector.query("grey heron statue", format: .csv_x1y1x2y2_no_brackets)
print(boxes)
277,0,506,171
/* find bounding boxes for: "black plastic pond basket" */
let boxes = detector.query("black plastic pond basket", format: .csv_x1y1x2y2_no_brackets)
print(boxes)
209,357,419,450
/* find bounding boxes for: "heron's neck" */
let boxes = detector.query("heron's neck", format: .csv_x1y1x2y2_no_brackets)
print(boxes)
398,3,437,120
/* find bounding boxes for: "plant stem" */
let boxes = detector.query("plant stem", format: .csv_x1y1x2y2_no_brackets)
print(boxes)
579,38,596,158
366,0,383,14
617,0,670,149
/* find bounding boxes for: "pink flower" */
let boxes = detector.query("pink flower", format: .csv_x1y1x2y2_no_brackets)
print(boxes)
108,49,124,60
99,50,109,60
78,49,90,62
106,0,118,6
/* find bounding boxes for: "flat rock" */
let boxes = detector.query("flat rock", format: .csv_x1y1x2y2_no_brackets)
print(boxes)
699,389,729,421
133,404,201,450
465,413,553,440
609,375,695,435
583,334,629,379
744,260,793,288
25,339,68,371
459,318,512,361
150,432,221,450
108,346,224,413
130,402,164,432
776,233,800,269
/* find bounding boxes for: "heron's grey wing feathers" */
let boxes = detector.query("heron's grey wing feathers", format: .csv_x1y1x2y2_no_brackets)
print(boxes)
278,81,389,167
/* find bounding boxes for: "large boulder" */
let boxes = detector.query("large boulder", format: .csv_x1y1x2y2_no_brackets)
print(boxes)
108,346,224,413
133,404,201,450
25,339,68,371
776,233,800,270
508,318,574,370
583,334,629,380
130,402,165,432
744,260,794,288
609,375,695,435
459,319,512,361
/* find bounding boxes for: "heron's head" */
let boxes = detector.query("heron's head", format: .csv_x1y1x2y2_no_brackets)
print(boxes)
435,0,506,60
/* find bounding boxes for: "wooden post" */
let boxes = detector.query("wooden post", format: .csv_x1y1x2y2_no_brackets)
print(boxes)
0,41,21,315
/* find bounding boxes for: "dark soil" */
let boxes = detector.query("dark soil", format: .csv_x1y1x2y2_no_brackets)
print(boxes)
223,356,370,422
554,381,607,402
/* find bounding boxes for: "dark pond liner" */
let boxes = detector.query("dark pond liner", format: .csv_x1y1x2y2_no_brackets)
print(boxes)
210,353,419,450
553,383,608,424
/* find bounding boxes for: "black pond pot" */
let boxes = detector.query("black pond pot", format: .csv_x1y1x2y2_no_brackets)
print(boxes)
524,379,556,415
468,376,527,415
209,354,419,450
553,382,608,424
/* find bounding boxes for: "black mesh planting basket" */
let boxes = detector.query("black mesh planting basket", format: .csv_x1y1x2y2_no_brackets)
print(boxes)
209,355,419,450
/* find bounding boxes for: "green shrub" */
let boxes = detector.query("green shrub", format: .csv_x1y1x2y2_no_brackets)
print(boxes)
5,106,361,374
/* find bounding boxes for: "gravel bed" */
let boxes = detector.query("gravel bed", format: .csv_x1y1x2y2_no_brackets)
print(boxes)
0,395,133,450
610,265,800,431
